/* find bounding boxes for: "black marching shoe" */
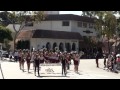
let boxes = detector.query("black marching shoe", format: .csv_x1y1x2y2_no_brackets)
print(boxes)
38,74,40,77
65,72,67,76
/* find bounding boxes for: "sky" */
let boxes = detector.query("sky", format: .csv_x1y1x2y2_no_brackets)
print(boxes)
0,11,119,18
60,11,120,18
60,11,82,16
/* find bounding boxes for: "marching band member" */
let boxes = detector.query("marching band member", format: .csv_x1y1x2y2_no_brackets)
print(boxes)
21,50,26,72
73,51,81,73
17,48,86,76
39,52,46,64
66,53,71,70
31,51,35,70
60,52,67,76
18,49,22,70
95,51,100,68
26,50,31,73
34,51,40,76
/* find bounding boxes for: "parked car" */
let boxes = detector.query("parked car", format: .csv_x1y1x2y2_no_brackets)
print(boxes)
0,50,8,58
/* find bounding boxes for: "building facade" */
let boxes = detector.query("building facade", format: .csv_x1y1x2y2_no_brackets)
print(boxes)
17,29,82,52
22,13,98,37
7,11,100,52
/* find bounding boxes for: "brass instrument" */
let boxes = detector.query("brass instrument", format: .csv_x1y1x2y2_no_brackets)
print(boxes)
55,47,59,52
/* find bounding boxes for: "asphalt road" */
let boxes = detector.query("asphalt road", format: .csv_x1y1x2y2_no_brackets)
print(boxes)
0,58,120,79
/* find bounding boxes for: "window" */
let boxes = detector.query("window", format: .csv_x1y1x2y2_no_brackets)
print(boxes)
78,22,82,27
89,36,92,38
25,22,33,26
83,22,87,28
62,21,69,26
83,36,87,39
89,23,93,28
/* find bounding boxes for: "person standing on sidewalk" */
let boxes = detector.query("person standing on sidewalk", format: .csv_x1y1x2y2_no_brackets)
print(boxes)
31,51,36,70
111,52,117,73
95,51,100,68
116,56,120,70
14,50,18,62
103,53,107,68
0,51,2,60
9,50,13,61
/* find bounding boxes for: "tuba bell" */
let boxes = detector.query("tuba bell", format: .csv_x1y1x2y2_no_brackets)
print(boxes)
55,47,59,52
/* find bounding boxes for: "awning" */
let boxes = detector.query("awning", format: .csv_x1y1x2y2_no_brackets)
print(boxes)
17,29,83,40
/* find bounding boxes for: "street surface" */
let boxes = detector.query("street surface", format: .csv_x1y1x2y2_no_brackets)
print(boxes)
0,58,120,79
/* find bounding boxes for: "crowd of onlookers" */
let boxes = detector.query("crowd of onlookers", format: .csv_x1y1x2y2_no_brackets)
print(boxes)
96,51,120,73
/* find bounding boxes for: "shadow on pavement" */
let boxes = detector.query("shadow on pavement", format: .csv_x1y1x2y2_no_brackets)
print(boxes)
98,67,104,70
36,75,70,78
40,73,62,74
28,72,33,74
77,73,82,75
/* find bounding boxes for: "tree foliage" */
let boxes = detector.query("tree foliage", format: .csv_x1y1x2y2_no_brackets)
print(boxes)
3,39,11,51
82,11,117,53
0,25,13,43
5,11,45,31
82,11,117,38
104,12,117,38
0,11,45,51
0,11,11,26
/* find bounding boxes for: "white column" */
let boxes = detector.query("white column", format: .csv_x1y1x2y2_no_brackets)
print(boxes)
76,41,79,52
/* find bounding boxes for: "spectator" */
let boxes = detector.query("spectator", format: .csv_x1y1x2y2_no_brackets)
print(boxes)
95,51,100,68
103,53,107,68
9,51,13,61
14,50,18,62
116,56,120,70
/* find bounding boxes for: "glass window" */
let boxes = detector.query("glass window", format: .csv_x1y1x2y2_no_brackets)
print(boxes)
25,22,33,26
83,22,87,28
78,22,82,27
62,21,69,26
89,23,94,28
